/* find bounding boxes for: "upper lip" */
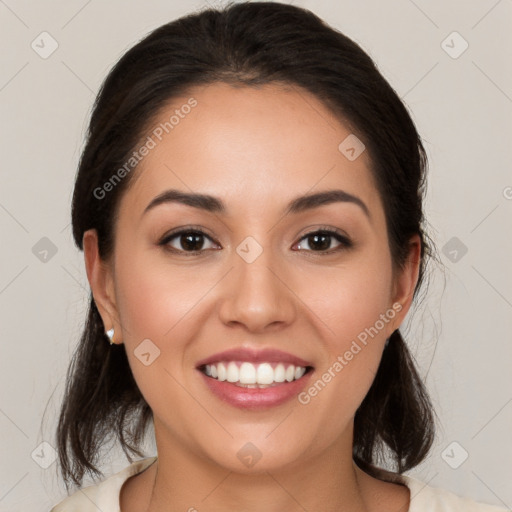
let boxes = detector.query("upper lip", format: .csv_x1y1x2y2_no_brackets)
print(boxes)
196,347,314,368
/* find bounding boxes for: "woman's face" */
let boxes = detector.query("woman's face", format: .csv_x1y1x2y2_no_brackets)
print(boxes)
86,82,419,473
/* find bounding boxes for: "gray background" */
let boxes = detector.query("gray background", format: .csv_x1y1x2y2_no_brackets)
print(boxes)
0,0,511,510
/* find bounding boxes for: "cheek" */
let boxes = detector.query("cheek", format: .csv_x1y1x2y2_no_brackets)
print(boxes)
292,252,394,431
112,246,209,392
114,245,210,342
112,249,212,428
297,249,394,347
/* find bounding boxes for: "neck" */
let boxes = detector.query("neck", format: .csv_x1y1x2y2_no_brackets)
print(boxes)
143,425,371,512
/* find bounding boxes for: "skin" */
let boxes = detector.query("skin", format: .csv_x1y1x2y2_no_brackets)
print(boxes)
84,82,420,512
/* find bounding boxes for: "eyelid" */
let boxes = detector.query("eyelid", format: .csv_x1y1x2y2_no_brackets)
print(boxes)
297,225,351,242
158,225,353,255
158,225,220,252
293,226,353,253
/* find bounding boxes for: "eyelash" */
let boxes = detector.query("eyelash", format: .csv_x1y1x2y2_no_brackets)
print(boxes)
295,227,353,254
158,225,353,256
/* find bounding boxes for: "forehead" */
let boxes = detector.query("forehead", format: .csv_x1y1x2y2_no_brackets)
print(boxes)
120,82,382,221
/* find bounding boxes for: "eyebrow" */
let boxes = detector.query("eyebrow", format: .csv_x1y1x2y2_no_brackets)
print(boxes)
143,188,370,218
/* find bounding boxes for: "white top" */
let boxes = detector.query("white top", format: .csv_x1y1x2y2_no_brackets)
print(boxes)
50,456,509,512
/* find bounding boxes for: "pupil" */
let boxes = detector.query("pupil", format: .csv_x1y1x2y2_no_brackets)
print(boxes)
181,233,203,251
309,233,330,251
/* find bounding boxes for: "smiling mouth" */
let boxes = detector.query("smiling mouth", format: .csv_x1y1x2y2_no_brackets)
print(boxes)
199,361,314,388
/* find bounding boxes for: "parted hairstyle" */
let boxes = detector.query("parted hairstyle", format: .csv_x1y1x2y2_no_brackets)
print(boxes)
55,0,436,489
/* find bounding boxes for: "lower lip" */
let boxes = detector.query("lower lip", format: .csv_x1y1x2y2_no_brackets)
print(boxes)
199,370,313,410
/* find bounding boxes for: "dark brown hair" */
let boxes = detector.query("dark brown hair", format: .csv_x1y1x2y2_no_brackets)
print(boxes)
55,0,436,489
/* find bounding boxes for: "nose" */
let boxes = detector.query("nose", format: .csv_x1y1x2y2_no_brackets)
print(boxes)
217,248,297,333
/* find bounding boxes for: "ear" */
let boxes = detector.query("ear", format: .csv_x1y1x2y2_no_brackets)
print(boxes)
387,233,422,335
83,229,122,344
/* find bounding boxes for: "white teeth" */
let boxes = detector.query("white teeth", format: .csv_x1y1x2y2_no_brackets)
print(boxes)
202,361,308,386
256,363,274,385
217,362,227,381
295,366,306,379
239,362,256,384
274,363,285,383
285,365,295,382
226,362,238,383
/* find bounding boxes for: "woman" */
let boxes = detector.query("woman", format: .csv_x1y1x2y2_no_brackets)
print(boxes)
50,2,507,511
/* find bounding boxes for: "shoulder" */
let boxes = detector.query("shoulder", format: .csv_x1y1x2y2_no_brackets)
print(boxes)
400,474,510,512
50,456,157,512
364,463,508,512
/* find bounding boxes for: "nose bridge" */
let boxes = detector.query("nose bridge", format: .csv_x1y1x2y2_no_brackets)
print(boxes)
218,236,296,330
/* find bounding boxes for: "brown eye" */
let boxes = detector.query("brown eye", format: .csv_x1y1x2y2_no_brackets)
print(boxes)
160,229,219,253
178,232,206,251
295,229,352,253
